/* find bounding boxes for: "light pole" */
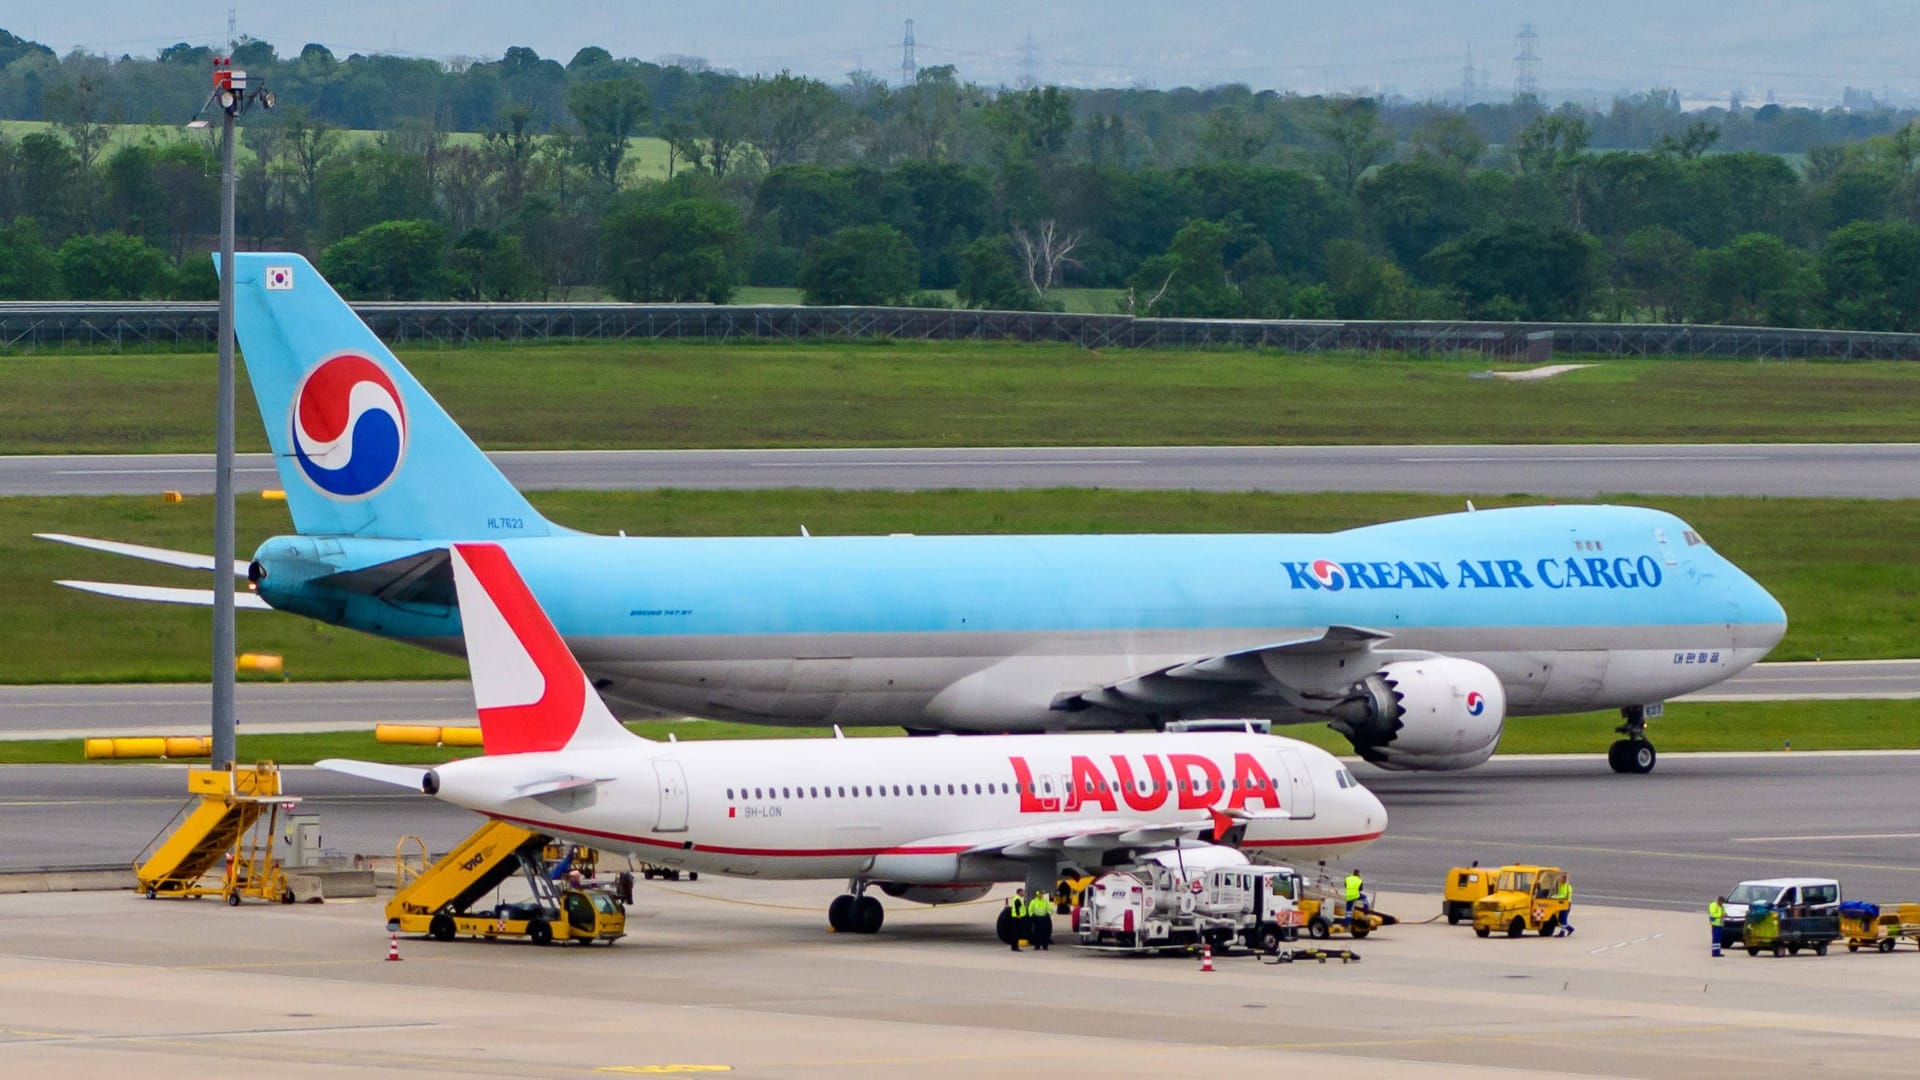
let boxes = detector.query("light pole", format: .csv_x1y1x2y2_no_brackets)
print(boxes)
189,57,272,769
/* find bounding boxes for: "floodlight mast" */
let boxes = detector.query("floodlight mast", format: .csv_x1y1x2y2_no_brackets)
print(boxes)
190,55,273,770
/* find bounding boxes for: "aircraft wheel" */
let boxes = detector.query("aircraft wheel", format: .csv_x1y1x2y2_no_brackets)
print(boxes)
1628,741,1657,774
430,914,456,942
827,894,854,933
528,919,553,946
854,896,884,935
1607,740,1632,773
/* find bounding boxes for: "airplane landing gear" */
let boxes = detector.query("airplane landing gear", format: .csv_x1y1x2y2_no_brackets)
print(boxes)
1609,705,1658,774
828,880,884,934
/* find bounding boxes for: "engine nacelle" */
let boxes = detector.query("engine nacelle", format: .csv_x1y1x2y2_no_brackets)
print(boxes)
1330,657,1505,771
876,882,993,906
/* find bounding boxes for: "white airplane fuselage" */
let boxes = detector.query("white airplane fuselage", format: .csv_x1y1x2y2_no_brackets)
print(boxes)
427,731,1386,884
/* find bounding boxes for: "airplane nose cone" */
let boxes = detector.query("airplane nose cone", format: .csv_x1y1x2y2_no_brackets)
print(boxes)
1730,567,1789,654
1358,781,1387,836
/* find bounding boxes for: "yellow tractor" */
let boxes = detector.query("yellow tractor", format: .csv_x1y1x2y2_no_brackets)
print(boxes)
1471,865,1571,938
1443,865,1496,925
1298,895,1395,939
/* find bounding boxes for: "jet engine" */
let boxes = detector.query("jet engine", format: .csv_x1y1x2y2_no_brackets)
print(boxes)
876,882,993,906
1327,657,1505,771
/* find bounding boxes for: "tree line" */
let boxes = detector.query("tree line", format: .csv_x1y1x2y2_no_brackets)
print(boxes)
5,28,1920,331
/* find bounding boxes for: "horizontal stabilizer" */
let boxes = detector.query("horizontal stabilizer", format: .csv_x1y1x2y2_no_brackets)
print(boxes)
314,758,429,790
38,533,250,578
511,775,605,799
56,580,271,609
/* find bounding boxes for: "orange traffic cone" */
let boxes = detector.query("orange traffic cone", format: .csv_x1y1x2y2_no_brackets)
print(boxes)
1200,943,1214,972
386,933,402,962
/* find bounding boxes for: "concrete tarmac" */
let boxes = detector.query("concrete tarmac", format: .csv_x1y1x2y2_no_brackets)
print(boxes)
9,443,1920,497
4,660,1916,741
6,881,1920,1077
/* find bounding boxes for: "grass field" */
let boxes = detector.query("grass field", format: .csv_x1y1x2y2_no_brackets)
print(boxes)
5,342,1920,454
5,489,1913,685
3,698,1914,764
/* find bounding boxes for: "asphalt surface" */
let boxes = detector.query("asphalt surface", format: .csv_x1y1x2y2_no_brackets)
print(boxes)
7,443,1920,497
7,753,1919,913
4,660,1912,741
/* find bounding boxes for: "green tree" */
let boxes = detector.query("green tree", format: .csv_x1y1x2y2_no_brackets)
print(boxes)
56,231,170,298
318,219,448,299
567,74,650,189
1324,238,1413,319
1818,219,1920,331
1357,162,1480,269
1614,226,1695,320
448,228,539,300
739,72,844,170
0,217,59,298
1124,219,1240,317
956,234,1042,310
1424,223,1602,320
1314,97,1391,194
602,193,745,303
798,224,919,305
1690,232,1816,326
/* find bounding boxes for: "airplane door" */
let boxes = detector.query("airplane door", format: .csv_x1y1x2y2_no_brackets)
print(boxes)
653,760,689,832
1274,749,1315,820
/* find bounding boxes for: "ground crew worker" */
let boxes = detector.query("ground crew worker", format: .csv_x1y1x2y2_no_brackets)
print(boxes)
1343,869,1366,928
1029,889,1054,950
1556,878,1574,936
1007,889,1027,952
1709,896,1726,957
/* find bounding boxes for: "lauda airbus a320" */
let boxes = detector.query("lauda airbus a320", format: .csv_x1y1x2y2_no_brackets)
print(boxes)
48,254,1788,774
321,542,1388,934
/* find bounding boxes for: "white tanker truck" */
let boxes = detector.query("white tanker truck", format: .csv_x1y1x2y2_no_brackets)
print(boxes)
1077,853,1305,954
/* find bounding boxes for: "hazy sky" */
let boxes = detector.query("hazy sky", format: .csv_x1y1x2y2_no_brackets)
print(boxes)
10,2,1917,104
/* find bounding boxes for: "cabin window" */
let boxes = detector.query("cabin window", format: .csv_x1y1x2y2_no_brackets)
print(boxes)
837,786,846,797
782,788,790,798
810,787,818,798
892,785,901,796
865,785,874,797
754,787,763,799
726,788,734,799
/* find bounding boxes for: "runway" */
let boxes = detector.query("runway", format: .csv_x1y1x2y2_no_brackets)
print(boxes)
7,443,1920,497
4,660,1913,741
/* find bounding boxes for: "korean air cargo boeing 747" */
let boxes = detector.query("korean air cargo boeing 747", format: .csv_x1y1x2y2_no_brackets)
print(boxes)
48,254,1788,774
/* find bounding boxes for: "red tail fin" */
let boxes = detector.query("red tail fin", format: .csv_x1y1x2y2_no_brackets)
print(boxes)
448,543,639,754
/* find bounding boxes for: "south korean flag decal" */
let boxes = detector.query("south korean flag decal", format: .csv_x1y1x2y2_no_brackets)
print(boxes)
265,265,295,290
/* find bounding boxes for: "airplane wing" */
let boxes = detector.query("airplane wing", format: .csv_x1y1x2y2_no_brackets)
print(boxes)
1051,625,1397,716
56,580,272,609
37,533,251,578
910,816,1228,864
315,758,429,790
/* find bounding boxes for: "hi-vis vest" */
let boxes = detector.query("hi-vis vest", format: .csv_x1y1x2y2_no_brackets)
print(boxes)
1031,894,1052,917
1009,895,1027,918
1709,900,1724,925
1344,875,1364,902
1557,882,1572,901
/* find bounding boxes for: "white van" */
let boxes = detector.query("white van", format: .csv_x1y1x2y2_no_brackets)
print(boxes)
1721,877,1842,939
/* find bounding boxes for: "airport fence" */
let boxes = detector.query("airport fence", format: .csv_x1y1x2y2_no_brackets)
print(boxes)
3,300,1919,360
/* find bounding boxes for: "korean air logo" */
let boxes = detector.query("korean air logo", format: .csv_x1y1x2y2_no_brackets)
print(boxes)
1308,559,1348,591
1465,691,1486,716
289,353,408,499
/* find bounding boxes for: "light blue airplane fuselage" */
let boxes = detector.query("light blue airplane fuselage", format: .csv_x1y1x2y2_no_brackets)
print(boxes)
223,253,1785,755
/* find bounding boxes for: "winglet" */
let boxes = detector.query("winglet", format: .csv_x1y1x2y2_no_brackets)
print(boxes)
448,543,643,754
1209,808,1234,842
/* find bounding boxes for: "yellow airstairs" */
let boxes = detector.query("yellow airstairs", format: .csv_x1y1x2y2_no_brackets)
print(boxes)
387,821,626,946
134,762,298,905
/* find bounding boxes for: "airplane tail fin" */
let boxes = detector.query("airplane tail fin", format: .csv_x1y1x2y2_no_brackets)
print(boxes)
222,253,554,541
449,542,645,754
